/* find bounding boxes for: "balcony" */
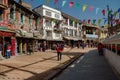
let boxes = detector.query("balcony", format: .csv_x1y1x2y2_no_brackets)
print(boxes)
0,0,7,8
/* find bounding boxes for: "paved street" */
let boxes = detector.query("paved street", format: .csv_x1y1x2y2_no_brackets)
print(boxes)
0,47,87,80
53,49,119,80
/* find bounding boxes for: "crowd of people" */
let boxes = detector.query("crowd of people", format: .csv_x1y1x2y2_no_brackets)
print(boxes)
0,39,104,60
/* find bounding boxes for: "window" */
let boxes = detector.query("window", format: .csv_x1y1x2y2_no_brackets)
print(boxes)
10,8,14,19
4,0,7,5
55,14,60,19
45,10,51,17
0,10,2,20
74,22,77,28
86,28,93,34
46,20,52,27
69,19,73,26
55,33,60,37
29,16,32,25
46,31,52,37
75,31,77,36
21,13,24,23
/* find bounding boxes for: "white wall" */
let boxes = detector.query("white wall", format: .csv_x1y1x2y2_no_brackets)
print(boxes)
104,49,120,74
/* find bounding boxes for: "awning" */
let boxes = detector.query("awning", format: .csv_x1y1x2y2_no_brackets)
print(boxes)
0,26,8,31
63,36,83,41
46,37,63,41
15,30,34,38
0,26,15,32
0,26,15,37
0,4,7,9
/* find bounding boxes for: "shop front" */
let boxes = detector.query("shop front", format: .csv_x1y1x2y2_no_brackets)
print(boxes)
16,30,35,54
0,28,15,57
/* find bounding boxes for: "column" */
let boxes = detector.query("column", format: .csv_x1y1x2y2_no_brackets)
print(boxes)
23,42,27,53
19,41,22,54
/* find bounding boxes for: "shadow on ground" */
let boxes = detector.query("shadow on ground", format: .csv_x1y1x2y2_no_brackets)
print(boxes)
0,48,88,80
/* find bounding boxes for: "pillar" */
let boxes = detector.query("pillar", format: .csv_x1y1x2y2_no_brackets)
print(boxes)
19,41,22,54
23,42,27,53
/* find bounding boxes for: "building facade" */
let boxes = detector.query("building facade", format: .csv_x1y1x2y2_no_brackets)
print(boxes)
61,12,82,47
34,5,63,49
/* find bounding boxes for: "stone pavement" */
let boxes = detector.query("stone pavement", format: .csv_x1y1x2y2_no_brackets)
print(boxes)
53,49,119,80
0,47,89,80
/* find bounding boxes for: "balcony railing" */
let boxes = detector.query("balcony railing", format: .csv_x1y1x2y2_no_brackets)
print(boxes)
0,0,7,8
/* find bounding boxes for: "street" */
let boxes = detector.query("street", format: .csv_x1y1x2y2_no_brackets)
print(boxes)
53,49,119,80
0,47,86,80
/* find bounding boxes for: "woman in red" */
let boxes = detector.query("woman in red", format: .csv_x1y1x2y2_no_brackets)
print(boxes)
98,43,104,56
56,44,62,61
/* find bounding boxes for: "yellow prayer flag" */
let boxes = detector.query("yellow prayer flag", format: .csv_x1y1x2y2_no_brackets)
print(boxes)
82,4,87,12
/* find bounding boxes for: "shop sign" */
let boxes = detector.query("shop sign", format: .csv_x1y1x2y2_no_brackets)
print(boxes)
0,31,15,36
0,21,8,27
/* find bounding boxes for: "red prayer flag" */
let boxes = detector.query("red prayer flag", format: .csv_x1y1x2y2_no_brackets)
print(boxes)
102,9,105,16
69,2,74,8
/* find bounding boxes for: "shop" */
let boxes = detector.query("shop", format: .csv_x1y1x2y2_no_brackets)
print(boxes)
16,30,35,54
0,28,15,57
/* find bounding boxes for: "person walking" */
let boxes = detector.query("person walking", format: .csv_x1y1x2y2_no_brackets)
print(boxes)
29,44,33,55
56,44,62,61
98,43,104,56
6,42,11,59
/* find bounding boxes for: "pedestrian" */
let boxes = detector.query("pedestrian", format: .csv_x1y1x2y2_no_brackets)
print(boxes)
98,43,104,56
5,42,11,59
80,42,85,49
29,44,33,55
56,44,62,61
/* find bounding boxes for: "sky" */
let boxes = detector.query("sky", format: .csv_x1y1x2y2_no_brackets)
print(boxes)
16,0,120,26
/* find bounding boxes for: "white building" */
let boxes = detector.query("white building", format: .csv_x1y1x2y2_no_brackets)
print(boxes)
61,12,83,46
62,12,82,40
34,5,62,41
33,5,63,49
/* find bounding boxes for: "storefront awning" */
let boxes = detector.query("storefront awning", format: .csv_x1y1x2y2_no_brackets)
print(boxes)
0,26,15,36
46,37,63,41
63,36,83,41
0,4,7,9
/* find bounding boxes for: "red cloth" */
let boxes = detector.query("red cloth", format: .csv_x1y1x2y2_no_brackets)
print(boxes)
98,43,103,50
7,45,11,51
56,47,62,52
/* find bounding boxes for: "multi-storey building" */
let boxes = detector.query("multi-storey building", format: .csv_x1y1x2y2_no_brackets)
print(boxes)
9,0,42,54
0,0,42,58
0,0,16,56
99,27,108,41
61,12,82,47
82,24,101,47
33,5,63,49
